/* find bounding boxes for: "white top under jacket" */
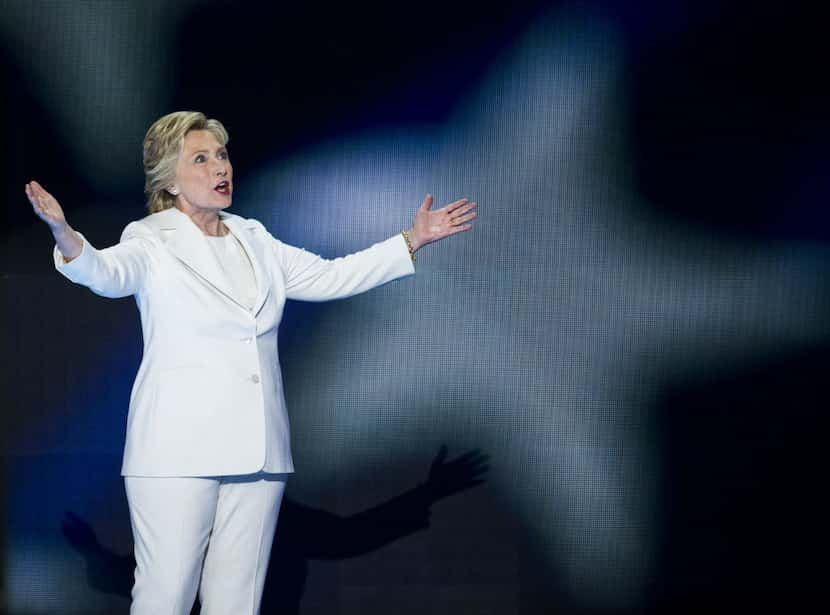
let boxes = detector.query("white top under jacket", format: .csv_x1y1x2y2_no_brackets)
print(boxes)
205,233,257,310
53,207,415,477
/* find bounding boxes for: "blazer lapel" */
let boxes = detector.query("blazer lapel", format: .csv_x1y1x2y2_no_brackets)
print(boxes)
158,208,242,308
221,213,271,315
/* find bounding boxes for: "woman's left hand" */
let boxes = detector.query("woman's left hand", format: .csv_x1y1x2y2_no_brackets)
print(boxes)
406,194,477,252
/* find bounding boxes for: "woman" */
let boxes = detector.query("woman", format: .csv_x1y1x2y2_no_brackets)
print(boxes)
25,111,476,615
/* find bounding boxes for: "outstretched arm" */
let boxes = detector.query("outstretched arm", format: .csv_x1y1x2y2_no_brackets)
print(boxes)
274,232,415,302
272,194,478,302
294,446,489,560
25,180,154,297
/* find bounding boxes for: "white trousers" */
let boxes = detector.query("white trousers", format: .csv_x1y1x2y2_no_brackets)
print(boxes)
124,472,287,615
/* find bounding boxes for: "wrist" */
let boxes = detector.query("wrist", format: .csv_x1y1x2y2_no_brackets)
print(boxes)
51,221,71,238
401,229,415,262
404,227,424,252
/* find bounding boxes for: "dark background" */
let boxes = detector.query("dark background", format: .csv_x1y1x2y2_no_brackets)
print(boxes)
2,0,828,612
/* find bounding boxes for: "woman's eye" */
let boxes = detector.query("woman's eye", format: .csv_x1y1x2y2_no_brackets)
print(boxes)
218,151,228,160
194,154,206,163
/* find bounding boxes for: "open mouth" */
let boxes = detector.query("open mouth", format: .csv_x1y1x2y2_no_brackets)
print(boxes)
214,180,231,195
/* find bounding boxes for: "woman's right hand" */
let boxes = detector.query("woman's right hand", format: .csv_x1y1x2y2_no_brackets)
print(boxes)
25,180,67,232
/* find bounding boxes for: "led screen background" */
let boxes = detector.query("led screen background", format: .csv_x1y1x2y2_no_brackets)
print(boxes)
1,1,828,613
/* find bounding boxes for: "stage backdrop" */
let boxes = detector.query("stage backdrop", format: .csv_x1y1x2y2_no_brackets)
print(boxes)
2,1,828,613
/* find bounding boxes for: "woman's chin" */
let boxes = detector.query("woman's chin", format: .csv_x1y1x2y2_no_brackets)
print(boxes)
208,194,232,209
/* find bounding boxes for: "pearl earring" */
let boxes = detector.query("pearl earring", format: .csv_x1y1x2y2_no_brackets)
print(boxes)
169,187,179,196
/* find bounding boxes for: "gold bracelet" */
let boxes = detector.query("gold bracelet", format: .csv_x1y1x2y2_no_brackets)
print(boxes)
401,229,416,262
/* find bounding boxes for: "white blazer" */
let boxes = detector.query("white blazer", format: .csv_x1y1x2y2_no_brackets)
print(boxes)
54,207,415,477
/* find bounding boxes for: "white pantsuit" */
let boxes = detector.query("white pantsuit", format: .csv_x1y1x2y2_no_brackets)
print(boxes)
54,206,415,613
125,473,286,614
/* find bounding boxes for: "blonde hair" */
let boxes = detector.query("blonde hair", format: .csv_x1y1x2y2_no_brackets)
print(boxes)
142,111,229,213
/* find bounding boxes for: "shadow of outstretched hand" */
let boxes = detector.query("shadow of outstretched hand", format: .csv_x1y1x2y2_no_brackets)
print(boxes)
422,445,489,502
61,510,134,597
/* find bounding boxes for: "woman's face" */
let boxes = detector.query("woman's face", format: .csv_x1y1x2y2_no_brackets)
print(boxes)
173,129,233,213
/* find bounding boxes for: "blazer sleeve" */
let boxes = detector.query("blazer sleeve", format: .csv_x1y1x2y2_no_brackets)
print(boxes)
257,222,415,302
53,221,156,298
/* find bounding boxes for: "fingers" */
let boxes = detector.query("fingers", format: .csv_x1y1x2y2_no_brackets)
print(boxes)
446,200,476,230
449,449,485,465
451,202,477,217
448,199,476,230
445,197,472,213
445,450,490,475
421,194,477,213
419,193,434,211
450,211,477,226
27,180,42,199
25,183,42,212
25,181,46,207
25,180,64,228
37,185,53,205
27,180,54,203
26,187,47,214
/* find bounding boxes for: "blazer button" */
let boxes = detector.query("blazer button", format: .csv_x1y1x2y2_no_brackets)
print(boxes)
250,374,260,384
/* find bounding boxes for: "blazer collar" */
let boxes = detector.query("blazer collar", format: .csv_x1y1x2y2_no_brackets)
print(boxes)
156,207,270,315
